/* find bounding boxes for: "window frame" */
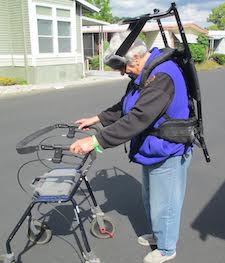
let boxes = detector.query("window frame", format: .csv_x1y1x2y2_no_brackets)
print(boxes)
57,20,72,53
34,3,76,57
37,18,54,54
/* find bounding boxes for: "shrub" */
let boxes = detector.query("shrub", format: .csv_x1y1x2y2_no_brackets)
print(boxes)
197,34,208,48
189,44,206,63
90,55,100,70
103,40,109,51
209,53,225,65
139,32,147,44
0,77,17,86
0,77,27,86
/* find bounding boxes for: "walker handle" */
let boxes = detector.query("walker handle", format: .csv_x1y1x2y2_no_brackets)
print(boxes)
16,123,100,154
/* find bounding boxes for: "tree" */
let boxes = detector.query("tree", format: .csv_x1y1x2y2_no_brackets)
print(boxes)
207,24,219,30
207,3,225,30
85,0,113,23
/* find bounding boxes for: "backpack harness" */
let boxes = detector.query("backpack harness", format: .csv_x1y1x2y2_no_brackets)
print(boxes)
104,2,210,163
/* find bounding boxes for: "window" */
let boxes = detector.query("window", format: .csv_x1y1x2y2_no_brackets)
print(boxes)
36,5,74,55
57,8,70,17
58,21,71,53
36,6,52,16
37,19,53,53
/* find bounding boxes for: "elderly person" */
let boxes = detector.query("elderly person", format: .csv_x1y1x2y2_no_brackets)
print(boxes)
70,32,192,263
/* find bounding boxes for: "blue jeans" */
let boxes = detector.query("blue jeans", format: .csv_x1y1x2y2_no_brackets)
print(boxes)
142,152,192,256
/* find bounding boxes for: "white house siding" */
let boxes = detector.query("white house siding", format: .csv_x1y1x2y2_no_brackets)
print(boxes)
184,28,198,43
146,31,171,50
214,38,225,54
173,28,198,44
208,31,225,54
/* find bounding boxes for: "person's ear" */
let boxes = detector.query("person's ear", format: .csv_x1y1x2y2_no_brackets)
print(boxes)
133,54,140,66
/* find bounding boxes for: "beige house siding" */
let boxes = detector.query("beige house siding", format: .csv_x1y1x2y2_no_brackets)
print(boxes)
146,31,160,49
146,31,171,49
0,0,93,83
0,2,11,55
7,0,31,55
0,0,31,56
0,64,83,84
23,0,32,54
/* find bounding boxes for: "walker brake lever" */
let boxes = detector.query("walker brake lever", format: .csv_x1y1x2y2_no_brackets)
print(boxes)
40,144,70,163
52,144,70,163
67,126,76,138
52,148,63,163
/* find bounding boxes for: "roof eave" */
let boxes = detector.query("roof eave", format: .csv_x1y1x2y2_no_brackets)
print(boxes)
82,16,110,26
76,0,100,12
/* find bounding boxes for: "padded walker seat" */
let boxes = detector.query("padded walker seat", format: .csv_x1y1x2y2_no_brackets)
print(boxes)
33,169,77,197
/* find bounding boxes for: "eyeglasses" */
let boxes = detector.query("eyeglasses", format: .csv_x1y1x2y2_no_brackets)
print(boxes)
119,64,127,75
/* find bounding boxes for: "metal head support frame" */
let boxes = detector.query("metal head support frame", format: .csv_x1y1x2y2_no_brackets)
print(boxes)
108,2,210,162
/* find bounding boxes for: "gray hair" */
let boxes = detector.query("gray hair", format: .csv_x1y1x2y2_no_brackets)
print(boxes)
104,31,148,65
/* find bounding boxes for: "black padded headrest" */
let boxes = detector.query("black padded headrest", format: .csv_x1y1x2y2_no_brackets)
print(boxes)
104,52,127,70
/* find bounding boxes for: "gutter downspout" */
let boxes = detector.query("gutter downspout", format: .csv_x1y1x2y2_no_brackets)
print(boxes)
20,0,29,82
100,25,104,71
79,3,85,77
7,1,14,67
98,25,104,71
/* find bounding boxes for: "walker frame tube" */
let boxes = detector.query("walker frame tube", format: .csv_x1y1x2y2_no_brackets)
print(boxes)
5,169,99,255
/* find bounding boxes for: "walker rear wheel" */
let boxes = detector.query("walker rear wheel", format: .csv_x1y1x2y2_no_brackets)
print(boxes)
27,219,52,245
90,217,115,239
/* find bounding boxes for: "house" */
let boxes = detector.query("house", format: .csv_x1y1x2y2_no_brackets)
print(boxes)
82,16,110,70
0,0,99,84
208,31,225,55
82,21,208,56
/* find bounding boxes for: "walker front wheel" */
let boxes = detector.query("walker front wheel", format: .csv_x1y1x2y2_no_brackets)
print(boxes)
90,217,115,239
0,254,16,263
27,219,52,245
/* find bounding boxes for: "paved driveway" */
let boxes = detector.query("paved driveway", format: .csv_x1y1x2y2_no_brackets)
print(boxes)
0,69,225,263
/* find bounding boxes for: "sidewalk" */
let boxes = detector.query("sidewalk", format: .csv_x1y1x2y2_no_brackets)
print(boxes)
0,70,126,98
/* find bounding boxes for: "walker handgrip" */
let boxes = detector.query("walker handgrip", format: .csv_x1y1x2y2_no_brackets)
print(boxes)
40,144,70,151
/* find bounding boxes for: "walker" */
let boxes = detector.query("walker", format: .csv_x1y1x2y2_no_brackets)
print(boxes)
0,123,115,263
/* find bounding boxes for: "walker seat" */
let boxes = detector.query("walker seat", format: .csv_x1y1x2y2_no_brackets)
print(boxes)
33,168,77,197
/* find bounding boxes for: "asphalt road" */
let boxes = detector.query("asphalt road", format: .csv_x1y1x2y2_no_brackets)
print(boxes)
0,69,225,263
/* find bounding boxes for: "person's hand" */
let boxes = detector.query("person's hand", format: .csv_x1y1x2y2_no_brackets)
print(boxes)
75,116,100,130
70,137,94,155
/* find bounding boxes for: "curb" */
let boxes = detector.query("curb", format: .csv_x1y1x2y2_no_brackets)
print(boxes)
0,76,127,98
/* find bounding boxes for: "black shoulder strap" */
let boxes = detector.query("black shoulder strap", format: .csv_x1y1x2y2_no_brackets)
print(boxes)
139,48,177,89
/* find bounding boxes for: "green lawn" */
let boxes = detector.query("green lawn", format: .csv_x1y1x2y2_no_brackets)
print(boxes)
195,60,224,71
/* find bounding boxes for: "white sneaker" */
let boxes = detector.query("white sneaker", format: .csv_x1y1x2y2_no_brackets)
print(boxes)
137,234,157,246
143,249,176,263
